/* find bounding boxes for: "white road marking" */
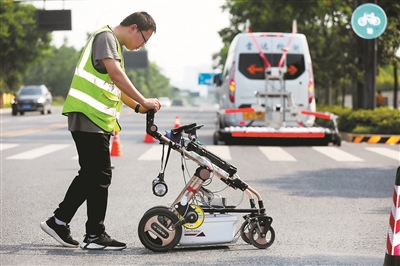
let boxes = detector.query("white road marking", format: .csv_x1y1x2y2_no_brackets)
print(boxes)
204,145,232,160
365,147,400,161
138,145,163,161
258,147,297,161
0,143,20,151
7,144,70,159
312,147,364,162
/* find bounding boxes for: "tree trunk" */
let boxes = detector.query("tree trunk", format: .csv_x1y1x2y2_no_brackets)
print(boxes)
341,80,346,107
325,79,332,105
394,64,398,109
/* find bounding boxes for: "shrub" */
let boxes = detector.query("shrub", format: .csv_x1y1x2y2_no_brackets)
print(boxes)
316,105,400,134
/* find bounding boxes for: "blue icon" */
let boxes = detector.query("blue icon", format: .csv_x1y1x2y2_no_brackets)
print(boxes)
198,73,214,85
246,42,253,50
260,43,269,51
351,3,387,39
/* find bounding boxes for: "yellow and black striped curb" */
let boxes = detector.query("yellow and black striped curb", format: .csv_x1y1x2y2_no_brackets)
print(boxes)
340,133,400,144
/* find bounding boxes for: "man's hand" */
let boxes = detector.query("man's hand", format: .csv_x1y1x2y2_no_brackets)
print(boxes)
103,58,161,112
143,98,161,112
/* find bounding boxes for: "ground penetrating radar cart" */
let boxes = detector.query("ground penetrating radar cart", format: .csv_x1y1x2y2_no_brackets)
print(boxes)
137,110,275,252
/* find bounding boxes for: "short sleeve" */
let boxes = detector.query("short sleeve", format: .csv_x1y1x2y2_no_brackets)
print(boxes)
92,31,121,73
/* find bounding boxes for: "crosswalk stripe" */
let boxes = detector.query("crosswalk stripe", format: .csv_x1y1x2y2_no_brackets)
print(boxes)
205,145,232,160
258,147,297,161
312,147,364,162
0,143,19,151
2,143,397,162
138,145,163,161
7,144,70,159
365,147,400,161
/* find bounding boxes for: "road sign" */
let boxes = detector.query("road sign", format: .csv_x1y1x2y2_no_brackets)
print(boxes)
351,3,387,39
198,73,214,85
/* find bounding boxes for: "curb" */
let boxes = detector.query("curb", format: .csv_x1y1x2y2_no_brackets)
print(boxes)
340,132,400,145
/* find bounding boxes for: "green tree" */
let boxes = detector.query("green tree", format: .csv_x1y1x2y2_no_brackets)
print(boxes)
23,41,79,98
126,62,172,98
0,0,52,93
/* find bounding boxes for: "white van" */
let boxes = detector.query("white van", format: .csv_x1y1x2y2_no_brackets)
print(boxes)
216,32,316,129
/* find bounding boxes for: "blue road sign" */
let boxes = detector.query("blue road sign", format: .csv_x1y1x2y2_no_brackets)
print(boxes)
351,3,387,39
198,73,214,85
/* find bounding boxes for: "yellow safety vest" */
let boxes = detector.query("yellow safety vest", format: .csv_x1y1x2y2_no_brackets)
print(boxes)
62,26,124,132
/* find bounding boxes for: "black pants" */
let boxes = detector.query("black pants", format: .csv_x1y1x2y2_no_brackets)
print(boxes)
54,131,112,235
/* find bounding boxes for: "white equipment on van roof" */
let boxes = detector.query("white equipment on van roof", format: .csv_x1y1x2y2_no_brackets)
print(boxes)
214,31,340,146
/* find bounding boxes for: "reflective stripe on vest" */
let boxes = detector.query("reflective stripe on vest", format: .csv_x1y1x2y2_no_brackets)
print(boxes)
68,88,118,118
74,67,121,98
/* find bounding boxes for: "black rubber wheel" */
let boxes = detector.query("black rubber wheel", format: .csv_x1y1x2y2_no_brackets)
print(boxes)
213,131,219,145
248,223,275,249
144,205,170,214
239,220,251,244
138,207,182,252
334,135,341,147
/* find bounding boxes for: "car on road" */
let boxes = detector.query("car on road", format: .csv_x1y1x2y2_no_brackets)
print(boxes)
11,85,53,116
171,99,186,106
159,97,172,107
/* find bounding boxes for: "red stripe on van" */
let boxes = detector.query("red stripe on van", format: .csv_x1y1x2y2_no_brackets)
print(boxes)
224,108,255,114
301,110,331,120
231,132,325,138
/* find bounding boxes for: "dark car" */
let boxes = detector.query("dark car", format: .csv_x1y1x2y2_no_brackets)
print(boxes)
12,85,53,116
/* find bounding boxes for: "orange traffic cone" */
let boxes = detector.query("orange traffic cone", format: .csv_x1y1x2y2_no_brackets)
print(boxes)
110,132,122,156
384,166,400,266
174,116,180,128
143,133,156,143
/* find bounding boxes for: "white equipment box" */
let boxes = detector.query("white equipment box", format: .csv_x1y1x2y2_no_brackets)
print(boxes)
179,214,238,246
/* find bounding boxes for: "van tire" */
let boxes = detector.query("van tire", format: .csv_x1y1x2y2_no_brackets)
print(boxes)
333,136,341,147
213,132,220,145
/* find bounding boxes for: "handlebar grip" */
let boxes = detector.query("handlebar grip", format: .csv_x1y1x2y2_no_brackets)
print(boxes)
171,123,197,134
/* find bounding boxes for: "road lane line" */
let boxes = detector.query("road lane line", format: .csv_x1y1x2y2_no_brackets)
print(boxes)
0,123,67,137
365,147,400,161
312,147,364,162
258,147,297,161
138,145,163,161
7,144,70,159
205,145,232,160
0,143,20,151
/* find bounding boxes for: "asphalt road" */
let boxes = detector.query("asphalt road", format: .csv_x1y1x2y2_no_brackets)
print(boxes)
1,105,399,265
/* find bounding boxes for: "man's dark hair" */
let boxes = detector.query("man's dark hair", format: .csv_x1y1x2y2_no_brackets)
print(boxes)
120,11,156,33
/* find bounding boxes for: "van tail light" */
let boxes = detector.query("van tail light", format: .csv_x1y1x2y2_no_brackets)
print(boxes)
308,79,314,104
308,80,314,104
307,63,314,104
229,61,236,103
229,79,236,103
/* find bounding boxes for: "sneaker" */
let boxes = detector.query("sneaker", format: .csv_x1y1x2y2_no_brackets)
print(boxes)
40,217,79,247
80,232,126,250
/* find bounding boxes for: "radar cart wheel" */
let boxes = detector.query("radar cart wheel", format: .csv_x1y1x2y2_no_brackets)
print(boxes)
240,220,252,244
248,223,275,249
138,207,182,252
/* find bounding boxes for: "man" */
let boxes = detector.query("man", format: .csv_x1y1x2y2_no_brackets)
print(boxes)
376,90,385,107
40,11,160,251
